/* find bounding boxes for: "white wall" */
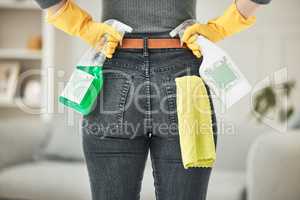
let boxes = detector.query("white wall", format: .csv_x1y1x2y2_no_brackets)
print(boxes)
205,0,300,170
54,0,300,171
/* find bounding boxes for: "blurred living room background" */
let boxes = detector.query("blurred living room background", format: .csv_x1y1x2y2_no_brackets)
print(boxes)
0,0,299,200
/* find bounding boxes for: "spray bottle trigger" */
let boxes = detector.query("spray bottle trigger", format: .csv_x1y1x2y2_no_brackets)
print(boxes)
170,19,198,46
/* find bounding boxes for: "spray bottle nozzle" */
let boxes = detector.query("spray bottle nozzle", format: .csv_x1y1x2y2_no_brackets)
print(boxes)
103,19,133,46
78,19,133,67
169,19,198,46
104,19,133,33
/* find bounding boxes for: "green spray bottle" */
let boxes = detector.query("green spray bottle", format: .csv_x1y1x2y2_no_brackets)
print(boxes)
59,19,133,115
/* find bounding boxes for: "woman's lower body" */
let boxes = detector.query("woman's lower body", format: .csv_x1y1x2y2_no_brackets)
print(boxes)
82,32,218,200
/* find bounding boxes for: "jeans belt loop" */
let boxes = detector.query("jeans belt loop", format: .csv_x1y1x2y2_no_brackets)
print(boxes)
143,37,149,57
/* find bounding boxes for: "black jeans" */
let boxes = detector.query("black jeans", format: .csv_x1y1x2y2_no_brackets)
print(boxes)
82,32,217,200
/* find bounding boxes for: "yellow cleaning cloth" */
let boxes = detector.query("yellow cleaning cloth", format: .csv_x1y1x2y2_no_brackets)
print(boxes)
175,75,216,169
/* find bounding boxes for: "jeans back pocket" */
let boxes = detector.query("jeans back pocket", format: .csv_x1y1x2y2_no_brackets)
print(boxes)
82,72,133,138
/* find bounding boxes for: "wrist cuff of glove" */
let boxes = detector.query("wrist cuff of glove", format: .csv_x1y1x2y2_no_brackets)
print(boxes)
232,2,256,24
46,0,122,48
46,0,93,37
46,0,69,18
209,3,256,36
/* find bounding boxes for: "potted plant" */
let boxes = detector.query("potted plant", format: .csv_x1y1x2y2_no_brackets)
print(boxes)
252,80,296,123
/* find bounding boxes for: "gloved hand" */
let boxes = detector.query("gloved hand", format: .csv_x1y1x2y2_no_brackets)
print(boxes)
182,2,256,58
47,0,122,58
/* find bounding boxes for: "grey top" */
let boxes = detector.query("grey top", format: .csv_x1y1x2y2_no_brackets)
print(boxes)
35,0,272,33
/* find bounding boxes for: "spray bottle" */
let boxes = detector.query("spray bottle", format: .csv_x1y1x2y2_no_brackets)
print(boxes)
170,19,252,109
59,19,133,115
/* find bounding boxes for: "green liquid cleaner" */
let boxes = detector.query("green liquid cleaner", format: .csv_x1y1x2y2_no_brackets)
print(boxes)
59,66,103,115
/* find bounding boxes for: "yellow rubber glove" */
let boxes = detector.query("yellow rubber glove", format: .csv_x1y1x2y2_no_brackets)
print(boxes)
46,0,122,58
182,2,256,58
175,75,216,169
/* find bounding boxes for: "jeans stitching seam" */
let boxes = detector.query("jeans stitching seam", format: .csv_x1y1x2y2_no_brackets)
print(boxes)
117,80,130,127
164,85,177,124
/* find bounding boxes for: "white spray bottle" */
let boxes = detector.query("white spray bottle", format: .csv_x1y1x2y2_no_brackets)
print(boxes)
170,19,252,109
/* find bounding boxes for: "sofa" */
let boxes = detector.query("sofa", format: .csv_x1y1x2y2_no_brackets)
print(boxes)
0,114,299,200
246,131,300,200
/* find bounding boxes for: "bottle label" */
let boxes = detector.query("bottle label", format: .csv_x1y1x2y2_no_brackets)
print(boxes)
60,69,94,104
202,56,239,91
